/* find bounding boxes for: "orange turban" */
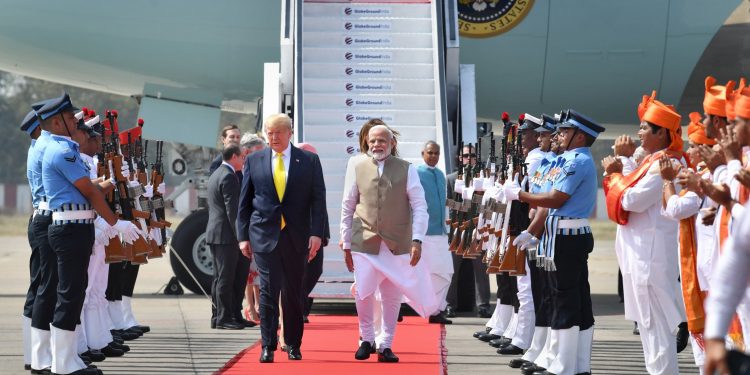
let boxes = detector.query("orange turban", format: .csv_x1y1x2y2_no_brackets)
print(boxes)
737,87,750,120
642,100,683,152
638,90,656,121
703,76,727,117
687,112,716,146
726,78,745,120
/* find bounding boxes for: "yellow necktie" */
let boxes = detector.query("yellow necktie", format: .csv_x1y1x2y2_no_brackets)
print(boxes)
274,152,286,229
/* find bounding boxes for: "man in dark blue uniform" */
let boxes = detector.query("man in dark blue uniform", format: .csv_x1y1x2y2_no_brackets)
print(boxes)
37,93,139,375
505,110,604,375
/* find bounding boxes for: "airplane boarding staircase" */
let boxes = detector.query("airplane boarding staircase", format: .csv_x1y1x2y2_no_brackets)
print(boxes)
270,0,457,298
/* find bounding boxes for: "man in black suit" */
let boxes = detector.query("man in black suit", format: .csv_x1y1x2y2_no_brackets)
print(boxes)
238,114,327,363
208,124,242,176
207,145,248,330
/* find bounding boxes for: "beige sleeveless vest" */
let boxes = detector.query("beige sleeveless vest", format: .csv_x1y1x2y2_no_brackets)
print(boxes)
351,156,413,255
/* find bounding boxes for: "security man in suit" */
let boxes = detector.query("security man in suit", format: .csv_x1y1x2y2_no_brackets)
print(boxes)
207,144,251,330
37,93,140,375
238,113,327,363
505,109,604,375
208,124,242,176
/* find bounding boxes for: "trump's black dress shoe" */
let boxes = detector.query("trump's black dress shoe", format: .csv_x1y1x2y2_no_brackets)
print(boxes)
474,327,491,338
287,346,302,360
489,337,511,348
259,347,274,363
216,321,245,330
509,358,530,368
378,348,399,363
355,341,375,360
497,344,524,355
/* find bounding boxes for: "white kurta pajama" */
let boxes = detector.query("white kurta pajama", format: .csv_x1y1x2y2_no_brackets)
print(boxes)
341,158,437,350
615,159,685,374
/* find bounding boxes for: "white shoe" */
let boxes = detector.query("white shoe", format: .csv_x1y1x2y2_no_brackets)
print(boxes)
51,326,86,374
546,327,580,375
31,327,52,371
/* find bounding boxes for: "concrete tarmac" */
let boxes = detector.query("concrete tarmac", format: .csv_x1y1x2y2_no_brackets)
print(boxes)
0,236,699,374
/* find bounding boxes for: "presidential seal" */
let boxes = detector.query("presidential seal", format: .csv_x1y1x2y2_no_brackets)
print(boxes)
458,0,534,38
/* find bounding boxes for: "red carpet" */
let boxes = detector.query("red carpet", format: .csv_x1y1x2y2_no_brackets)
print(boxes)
216,315,447,375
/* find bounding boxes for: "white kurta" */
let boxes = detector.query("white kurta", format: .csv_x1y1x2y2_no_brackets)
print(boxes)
615,157,683,374
422,235,453,312
340,156,437,315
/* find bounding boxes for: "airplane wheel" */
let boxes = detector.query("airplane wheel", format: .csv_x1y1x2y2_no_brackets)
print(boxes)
169,209,214,295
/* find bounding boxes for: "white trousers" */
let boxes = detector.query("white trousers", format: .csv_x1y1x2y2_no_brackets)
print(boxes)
511,261,535,349
22,315,32,365
51,326,86,374
638,315,679,374
489,303,514,335
522,327,549,363
423,235,454,314
31,326,52,370
355,277,402,350
84,243,114,349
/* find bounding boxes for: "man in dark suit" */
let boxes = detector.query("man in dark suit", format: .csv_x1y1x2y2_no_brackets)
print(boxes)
207,145,248,330
238,114,327,363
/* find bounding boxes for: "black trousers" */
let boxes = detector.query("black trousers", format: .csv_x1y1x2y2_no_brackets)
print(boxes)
447,254,490,308
496,273,519,309
24,215,43,319
529,257,553,327
302,248,324,316
254,230,308,349
549,233,594,330
210,243,249,324
31,215,56,330
48,223,94,331
121,262,139,298
106,262,123,302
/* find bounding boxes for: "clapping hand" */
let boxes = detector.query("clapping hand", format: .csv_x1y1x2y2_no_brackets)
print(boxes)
601,156,623,175
676,169,702,194
698,145,726,173
658,154,677,181
613,135,637,158
718,124,741,162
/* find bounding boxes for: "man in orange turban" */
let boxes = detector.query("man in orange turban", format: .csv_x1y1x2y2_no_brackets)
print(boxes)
602,95,685,374
703,76,730,140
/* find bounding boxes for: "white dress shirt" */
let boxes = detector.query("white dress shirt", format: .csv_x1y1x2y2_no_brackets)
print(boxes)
221,161,235,174
340,156,428,249
269,142,291,179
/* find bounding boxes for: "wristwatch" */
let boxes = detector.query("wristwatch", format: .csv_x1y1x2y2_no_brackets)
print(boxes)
412,239,422,244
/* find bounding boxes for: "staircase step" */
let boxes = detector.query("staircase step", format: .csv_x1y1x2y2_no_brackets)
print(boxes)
303,3,432,19
304,93,436,111
304,109,436,126
303,78,435,95
303,18,433,34
304,63,435,79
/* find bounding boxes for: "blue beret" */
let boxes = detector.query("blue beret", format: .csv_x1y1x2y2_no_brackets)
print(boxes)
37,92,79,121
557,109,605,138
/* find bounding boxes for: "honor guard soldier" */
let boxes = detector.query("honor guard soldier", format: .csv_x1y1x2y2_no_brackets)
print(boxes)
38,93,139,375
20,101,51,372
505,109,604,375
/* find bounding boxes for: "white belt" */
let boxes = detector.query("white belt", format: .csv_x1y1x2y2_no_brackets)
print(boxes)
38,201,50,210
52,210,95,221
557,219,589,229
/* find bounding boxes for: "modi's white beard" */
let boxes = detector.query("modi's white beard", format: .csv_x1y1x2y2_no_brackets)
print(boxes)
371,150,389,161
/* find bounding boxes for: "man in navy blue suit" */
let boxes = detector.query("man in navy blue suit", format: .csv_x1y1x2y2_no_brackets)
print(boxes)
237,113,327,363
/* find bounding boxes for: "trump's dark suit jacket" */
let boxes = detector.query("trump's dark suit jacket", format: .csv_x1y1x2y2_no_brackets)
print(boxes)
237,145,327,253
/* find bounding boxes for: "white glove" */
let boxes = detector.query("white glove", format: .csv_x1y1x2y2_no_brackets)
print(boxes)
454,179,465,194
512,230,539,251
472,178,483,191
113,220,140,244
94,216,109,231
121,164,131,180
95,227,109,247
157,182,166,195
143,185,154,199
503,174,521,202
150,228,163,246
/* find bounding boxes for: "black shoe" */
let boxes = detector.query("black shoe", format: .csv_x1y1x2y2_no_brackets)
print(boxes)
473,327,491,338
676,322,688,353
397,311,404,322
216,321,245,330
287,346,302,360
575,372,591,375
111,335,124,344
477,304,492,318
65,367,101,375
79,355,92,366
478,333,502,342
489,337,511,348
522,364,546,375
25,364,32,371
134,325,150,333
303,315,310,324
125,327,143,337
259,347,274,363
497,344,524,355
632,322,640,335
111,329,138,341
109,341,130,352
533,372,556,375
82,350,106,362
101,345,125,357
445,306,456,318
428,313,453,324
236,317,257,328
30,368,51,375
509,358,530,368
355,341,375,360
378,348,399,363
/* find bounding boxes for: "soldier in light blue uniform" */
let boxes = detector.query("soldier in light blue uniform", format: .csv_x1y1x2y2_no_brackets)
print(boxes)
505,109,604,375
19,101,51,372
37,93,138,375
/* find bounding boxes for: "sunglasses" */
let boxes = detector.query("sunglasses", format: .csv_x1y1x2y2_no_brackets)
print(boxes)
462,153,476,158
